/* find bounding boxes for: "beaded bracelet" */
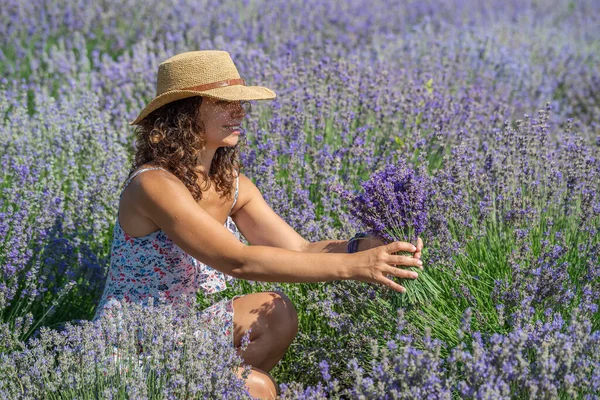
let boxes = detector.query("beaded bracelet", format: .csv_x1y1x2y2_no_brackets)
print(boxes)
347,232,368,253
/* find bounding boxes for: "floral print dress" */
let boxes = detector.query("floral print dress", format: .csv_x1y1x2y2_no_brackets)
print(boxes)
94,167,243,349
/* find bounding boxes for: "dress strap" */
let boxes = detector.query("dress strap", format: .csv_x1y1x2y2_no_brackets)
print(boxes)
120,167,167,198
228,172,240,215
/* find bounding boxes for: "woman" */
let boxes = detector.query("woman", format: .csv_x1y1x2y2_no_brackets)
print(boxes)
94,50,424,399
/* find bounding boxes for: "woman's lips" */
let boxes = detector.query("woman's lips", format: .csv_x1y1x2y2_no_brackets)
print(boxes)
224,125,242,134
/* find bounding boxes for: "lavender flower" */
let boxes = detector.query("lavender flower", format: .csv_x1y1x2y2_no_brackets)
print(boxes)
343,160,443,306
1,0,599,396
346,160,429,244
0,296,253,399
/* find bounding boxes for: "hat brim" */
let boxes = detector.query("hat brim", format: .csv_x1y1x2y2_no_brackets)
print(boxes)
130,85,276,126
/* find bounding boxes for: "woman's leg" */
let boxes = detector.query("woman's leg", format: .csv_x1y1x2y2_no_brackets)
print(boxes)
232,291,299,372
236,366,280,399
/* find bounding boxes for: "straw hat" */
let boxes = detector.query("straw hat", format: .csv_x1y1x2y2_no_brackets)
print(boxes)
130,50,276,125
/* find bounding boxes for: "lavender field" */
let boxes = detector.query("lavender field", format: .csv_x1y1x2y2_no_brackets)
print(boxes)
1,0,599,398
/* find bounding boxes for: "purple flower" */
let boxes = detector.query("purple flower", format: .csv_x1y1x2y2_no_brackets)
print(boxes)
347,159,430,243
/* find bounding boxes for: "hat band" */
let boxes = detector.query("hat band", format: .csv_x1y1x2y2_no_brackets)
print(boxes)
180,78,246,93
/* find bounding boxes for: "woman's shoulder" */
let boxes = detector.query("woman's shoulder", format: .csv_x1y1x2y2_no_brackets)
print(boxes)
125,164,180,186
121,165,201,233
122,163,184,204
125,165,187,200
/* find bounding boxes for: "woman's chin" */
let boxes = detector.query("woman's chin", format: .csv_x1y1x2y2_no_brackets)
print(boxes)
220,136,240,147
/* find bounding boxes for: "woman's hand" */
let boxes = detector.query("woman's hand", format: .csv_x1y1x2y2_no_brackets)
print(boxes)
357,236,424,267
349,241,423,293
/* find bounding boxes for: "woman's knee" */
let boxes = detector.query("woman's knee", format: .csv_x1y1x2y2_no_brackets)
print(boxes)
238,366,279,399
232,291,298,345
269,291,299,339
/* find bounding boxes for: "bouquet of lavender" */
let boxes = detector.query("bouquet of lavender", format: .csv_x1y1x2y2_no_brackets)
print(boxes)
346,160,443,306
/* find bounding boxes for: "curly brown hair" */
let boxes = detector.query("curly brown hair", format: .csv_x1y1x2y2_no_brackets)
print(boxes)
126,96,249,202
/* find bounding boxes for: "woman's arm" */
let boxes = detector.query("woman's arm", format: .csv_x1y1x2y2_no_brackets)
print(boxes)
134,170,421,291
230,176,365,254
301,238,387,254
302,236,422,259
233,174,424,258
231,174,310,251
302,240,347,253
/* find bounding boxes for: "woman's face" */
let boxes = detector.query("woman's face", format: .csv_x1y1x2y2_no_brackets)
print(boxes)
199,97,247,148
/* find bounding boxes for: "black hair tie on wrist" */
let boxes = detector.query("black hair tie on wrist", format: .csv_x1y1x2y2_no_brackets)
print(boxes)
347,232,368,253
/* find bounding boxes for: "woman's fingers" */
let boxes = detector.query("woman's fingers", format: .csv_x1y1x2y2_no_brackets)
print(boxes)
386,241,417,254
414,237,424,260
378,267,418,293
387,254,422,268
385,267,419,280
378,275,407,293
373,239,424,293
